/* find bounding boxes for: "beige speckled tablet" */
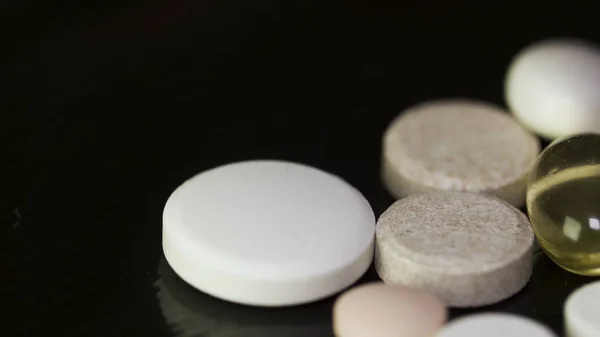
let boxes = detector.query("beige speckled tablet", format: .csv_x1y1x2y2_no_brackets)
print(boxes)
375,191,534,307
333,282,447,337
382,99,540,207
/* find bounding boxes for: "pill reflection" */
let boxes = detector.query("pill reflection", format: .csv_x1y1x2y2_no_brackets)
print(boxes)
154,256,332,337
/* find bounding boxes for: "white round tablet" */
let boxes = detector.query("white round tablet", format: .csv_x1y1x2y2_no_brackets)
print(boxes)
382,99,540,207
162,160,375,307
505,39,600,139
565,280,600,337
333,282,447,337
438,313,557,337
375,191,534,307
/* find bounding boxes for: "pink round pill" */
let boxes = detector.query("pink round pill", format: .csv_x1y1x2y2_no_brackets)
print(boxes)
333,282,447,337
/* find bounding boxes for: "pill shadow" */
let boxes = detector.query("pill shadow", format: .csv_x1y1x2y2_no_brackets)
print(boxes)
155,256,337,337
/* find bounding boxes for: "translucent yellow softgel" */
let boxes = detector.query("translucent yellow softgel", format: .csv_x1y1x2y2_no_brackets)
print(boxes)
527,133,600,276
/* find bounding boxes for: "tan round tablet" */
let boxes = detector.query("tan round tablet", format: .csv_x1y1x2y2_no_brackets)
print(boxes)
375,191,534,307
333,282,447,337
382,98,540,207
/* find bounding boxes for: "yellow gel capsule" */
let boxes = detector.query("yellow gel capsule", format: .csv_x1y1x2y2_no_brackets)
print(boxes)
527,133,600,276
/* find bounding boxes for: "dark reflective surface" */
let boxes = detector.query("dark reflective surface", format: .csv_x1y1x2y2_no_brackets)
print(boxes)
156,257,334,337
2,1,600,336
154,250,598,337
450,251,598,333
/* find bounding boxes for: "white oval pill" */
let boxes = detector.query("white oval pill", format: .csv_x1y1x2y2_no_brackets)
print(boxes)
505,39,600,139
162,160,375,307
382,99,539,207
375,191,534,307
333,282,447,337
438,313,557,337
565,280,600,337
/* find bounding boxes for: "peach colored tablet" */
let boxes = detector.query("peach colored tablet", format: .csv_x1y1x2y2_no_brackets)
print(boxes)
333,282,447,337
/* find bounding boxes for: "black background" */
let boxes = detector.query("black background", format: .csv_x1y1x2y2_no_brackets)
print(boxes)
2,1,600,336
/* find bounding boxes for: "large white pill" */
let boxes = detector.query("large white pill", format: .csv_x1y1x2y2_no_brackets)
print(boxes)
162,160,375,307
375,191,534,307
505,39,600,139
382,99,539,207
438,313,557,337
565,280,600,337
333,282,447,337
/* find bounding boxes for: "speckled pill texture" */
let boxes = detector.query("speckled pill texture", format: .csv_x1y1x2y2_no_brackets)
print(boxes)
382,99,540,207
375,191,535,307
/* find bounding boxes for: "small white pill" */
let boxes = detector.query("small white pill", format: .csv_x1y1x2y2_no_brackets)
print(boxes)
162,160,375,307
438,313,557,337
505,38,600,139
375,191,534,307
382,99,539,207
333,282,447,337
565,280,600,337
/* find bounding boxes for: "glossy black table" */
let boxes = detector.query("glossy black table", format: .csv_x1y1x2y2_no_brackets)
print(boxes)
2,1,600,336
